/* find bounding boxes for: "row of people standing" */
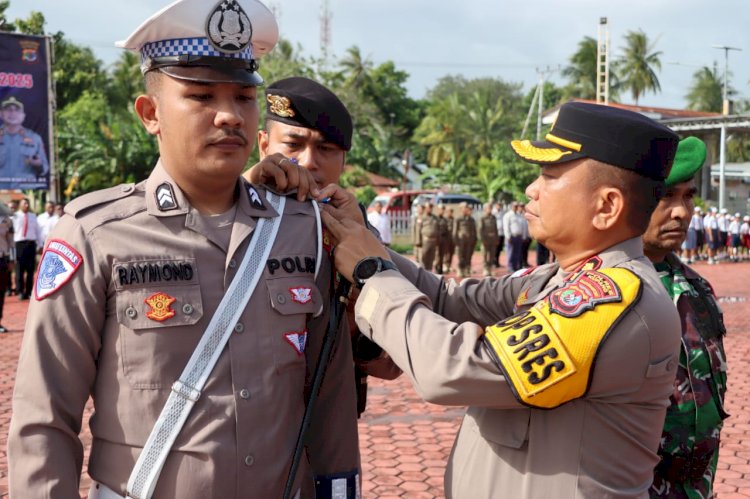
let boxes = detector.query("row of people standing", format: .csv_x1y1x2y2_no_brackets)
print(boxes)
0,199,62,332
413,202,481,277
684,206,750,263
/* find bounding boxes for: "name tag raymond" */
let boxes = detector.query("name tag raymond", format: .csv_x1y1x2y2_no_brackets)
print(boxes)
483,268,642,409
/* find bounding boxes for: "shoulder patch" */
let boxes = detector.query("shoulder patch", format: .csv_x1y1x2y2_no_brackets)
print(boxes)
34,239,83,300
483,267,642,409
65,183,138,218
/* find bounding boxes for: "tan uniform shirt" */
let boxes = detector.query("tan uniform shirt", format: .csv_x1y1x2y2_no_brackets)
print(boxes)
365,238,680,498
9,163,359,498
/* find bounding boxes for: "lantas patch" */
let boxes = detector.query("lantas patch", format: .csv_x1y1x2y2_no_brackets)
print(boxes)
289,287,312,304
284,330,308,356
35,239,83,300
145,292,177,322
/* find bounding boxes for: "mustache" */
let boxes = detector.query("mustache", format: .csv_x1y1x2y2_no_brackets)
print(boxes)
661,221,687,232
209,128,248,145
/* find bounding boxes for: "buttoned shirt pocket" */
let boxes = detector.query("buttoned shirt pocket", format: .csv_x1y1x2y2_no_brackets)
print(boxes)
115,284,204,389
266,276,322,374
470,407,531,449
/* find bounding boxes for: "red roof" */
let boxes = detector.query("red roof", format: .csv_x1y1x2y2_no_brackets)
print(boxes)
562,99,722,119
344,165,399,192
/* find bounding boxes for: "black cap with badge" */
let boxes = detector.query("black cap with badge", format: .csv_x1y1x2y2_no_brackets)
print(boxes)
510,102,679,180
116,0,278,85
265,77,353,151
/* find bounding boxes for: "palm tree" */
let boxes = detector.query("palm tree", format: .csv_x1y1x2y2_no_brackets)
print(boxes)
686,65,726,113
616,30,662,105
562,36,598,100
338,46,373,90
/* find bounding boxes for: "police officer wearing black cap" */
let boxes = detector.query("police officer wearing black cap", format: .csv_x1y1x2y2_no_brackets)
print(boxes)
9,1,361,498
316,101,683,497
246,76,402,416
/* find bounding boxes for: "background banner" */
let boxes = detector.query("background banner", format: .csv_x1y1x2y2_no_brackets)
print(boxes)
0,32,51,190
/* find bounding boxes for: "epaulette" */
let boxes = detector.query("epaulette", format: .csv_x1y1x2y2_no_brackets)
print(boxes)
65,183,144,233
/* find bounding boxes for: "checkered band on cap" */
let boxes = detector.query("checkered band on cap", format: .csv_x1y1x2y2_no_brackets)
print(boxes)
141,37,254,64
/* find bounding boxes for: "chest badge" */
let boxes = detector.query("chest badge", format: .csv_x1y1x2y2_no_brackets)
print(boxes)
289,286,313,304
145,292,177,322
284,329,308,356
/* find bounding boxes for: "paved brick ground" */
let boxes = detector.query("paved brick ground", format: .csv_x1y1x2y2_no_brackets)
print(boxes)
0,253,748,498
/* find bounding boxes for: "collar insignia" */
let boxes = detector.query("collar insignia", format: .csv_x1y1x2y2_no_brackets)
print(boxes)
156,182,178,211
206,0,253,54
267,94,295,118
246,185,265,210
145,292,177,322
515,288,530,308
289,286,313,304
284,329,308,356
548,270,622,318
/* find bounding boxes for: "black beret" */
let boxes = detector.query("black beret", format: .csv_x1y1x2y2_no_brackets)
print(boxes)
510,102,679,180
265,77,353,151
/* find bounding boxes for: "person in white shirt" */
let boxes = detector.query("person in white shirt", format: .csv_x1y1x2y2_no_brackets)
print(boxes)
367,200,392,246
703,208,720,264
12,198,42,299
36,201,60,246
740,215,750,261
728,213,742,261
493,202,505,266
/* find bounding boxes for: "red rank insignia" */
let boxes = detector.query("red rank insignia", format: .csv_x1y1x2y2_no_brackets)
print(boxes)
145,292,177,322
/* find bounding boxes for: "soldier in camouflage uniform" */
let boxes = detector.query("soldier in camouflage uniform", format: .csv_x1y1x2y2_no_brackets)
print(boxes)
643,137,729,499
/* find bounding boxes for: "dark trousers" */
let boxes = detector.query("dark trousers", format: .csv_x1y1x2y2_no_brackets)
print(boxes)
495,235,505,265
536,243,550,266
508,236,524,272
15,240,36,298
0,256,7,319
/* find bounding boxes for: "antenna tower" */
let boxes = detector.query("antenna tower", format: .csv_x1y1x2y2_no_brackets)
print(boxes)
596,17,610,104
320,0,332,66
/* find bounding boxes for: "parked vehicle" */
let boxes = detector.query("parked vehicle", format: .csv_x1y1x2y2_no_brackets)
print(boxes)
411,192,483,214
368,189,438,214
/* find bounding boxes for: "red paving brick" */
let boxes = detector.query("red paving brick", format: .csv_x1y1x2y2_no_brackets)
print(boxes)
0,253,748,498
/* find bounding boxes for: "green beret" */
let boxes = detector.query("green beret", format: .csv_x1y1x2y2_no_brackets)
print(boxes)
666,137,706,186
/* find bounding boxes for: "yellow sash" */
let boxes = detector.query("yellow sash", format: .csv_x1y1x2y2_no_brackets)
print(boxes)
483,268,642,409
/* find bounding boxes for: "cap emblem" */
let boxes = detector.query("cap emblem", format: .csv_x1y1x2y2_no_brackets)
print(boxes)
206,0,253,54
510,140,573,163
267,95,295,118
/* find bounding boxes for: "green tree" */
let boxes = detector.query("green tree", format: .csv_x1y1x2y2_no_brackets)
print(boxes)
338,46,373,91
686,65,725,113
616,30,662,105
52,33,107,110
562,36,598,100
0,0,15,32
107,51,143,111
14,10,44,35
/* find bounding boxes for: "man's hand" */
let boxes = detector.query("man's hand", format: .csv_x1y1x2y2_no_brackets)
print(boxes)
320,206,390,283
243,153,319,202
316,184,366,226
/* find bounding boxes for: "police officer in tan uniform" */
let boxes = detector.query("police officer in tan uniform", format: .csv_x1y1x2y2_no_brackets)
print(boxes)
435,204,452,274
320,102,682,498
453,202,477,278
412,203,424,264
443,206,456,273
418,202,440,271
479,203,499,276
8,1,359,498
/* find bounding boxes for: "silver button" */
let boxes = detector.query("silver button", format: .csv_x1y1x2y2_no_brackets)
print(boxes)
244,454,254,466
239,389,250,399
126,307,137,319
234,322,244,333
228,259,237,269
277,294,286,304
182,304,194,315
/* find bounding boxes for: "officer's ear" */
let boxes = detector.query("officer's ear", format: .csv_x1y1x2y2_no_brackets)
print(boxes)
135,94,160,136
257,128,269,158
592,186,625,231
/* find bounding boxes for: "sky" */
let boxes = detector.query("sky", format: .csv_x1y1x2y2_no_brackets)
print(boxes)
9,0,750,110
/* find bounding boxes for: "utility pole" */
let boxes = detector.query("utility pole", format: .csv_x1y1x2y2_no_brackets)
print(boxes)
535,66,560,140
596,17,610,104
712,44,742,211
